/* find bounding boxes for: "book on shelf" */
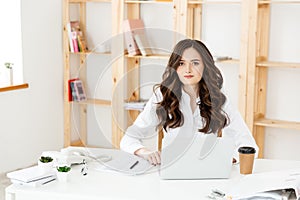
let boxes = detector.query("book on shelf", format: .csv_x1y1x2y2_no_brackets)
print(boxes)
66,21,88,53
213,56,232,62
124,100,148,111
71,32,79,52
123,19,152,56
66,23,74,52
68,78,79,101
134,33,153,56
68,78,87,102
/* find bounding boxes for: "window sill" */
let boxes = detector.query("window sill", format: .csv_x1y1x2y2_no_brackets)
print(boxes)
0,83,29,93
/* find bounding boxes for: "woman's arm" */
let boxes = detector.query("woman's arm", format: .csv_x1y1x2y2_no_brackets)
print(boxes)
120,90,162,158
222,99,259,163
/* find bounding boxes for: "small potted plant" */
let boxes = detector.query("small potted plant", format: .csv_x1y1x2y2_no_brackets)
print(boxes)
56,165,71,182
38,156,54,172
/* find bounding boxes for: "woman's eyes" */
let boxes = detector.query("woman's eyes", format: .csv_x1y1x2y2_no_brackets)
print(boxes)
179,61,200,66
192,61,200,66
179,62,184,66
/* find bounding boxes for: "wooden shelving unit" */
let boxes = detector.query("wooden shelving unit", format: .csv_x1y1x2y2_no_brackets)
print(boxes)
62,0,252,149
63,0,299,155
242,0,300,158
63,0,114,147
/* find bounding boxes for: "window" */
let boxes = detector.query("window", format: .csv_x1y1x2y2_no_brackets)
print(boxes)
0,0,23,88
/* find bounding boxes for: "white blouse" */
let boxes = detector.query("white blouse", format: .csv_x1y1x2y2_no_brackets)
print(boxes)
120,89,258,161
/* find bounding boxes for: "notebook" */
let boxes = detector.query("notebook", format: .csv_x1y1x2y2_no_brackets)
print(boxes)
7,165,56,183
159,134,235,180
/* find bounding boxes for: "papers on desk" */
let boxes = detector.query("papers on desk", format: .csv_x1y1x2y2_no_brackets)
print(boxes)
10,176,56,187
95,150,153,175
228,168,300,200
7,166,56,187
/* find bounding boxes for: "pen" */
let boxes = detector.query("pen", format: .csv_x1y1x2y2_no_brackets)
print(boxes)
130,161,139,169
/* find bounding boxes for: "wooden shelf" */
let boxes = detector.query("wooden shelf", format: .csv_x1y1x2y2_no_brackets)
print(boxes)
69,51,111,55
125,53,170,59
187,0,300,4
125,0,172,4
70,139,85,146
255,118,300,130
256,61,300,68
0,83,29,93
72,98,111,106
188,0,241,4
69,0,111,3
259,0,300,4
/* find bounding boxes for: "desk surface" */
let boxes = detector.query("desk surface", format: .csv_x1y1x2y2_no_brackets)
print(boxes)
6,148,300,200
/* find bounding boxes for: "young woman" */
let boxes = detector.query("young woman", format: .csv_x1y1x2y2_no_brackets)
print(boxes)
120,39,258,165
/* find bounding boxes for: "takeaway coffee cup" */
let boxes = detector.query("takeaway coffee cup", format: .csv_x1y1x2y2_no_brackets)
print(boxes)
238,146,256,175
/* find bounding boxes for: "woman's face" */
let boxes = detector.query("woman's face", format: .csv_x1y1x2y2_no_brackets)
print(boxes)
176,47,204,89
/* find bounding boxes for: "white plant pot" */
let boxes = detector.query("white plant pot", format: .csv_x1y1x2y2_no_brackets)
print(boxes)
9,68,13,85
38,160,54,173
56,171,70,182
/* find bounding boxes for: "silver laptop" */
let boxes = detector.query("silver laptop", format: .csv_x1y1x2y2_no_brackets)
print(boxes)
159,134,235,180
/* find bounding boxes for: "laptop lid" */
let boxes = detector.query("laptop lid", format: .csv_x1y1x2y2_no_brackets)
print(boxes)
160,134,235,180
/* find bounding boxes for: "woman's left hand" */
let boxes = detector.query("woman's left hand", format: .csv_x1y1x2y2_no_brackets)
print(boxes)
134,148,161,165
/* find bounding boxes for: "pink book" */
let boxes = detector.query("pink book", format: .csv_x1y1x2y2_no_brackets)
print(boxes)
123,19,145,56
71,32,79,52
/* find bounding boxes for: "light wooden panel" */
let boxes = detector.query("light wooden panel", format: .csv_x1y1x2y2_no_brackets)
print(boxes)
111,0,125,148
255,118,300,130
257,61,300,68
189,1,241,4
239,0,258,122
78,2,87,147
193,4,202,40
125,54,170,59
258,0,300,4
0,83,29,93
73,99,111,106
253,3,270,158
63,0,71,147
174,0,188,42
69,0,110,2
127,57,140,125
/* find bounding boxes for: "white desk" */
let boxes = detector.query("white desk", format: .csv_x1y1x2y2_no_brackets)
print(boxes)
5,148,300,200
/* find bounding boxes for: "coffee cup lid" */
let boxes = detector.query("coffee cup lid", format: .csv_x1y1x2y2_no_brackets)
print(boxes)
238,146,256,154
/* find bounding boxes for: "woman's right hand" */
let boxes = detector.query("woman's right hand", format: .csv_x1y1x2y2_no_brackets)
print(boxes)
134,148,161,166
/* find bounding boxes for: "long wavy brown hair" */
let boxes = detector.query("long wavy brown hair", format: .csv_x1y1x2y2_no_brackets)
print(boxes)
154,39,229,134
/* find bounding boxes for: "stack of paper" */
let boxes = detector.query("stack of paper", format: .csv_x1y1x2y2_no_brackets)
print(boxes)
228,168,300,200
7,166,56,187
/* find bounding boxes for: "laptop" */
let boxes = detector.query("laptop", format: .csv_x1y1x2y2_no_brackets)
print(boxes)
159,134,235,180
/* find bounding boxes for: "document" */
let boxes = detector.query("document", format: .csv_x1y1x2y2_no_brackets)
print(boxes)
95,150,153,175
7,166,55,183
10,176,56,187
227,168,300,200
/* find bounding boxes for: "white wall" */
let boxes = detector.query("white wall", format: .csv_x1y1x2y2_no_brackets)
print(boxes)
0,0,63,173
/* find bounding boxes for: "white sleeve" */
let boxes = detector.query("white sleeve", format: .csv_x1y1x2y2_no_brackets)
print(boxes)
222,99,259,162
120,90,162,154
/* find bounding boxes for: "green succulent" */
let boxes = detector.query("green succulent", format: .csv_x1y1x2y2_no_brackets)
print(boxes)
4,62,13,69
57,166,71,172
39,156,53,163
